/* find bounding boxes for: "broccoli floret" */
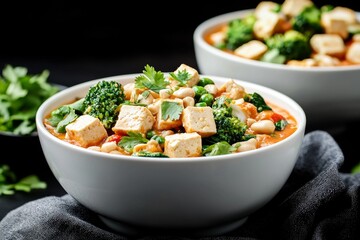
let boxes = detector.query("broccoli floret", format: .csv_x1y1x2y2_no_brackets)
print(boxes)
265,30,312,61
204,97,247,145
225,14,256,50
291,5,323,38
83,80,125,129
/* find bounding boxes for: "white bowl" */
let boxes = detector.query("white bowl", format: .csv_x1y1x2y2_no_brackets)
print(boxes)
194,9,360,126
36,73,306,236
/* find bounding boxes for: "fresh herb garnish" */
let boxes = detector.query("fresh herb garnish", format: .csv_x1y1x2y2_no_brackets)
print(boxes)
0,65,59,135
118,131,149,153
275,119,288,131
135,65,169,93
47,98,85,133
161,101,183,121
202,141,237,156
132,151,169,158
0,164,47,195
244,92,272,112
169,69,191,86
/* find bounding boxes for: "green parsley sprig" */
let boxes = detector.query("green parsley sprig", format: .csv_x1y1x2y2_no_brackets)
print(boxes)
0,65,60,135
118,131,149,153
0,164,47,195
134,64,169,93
161,101,183,121
169,69,191,86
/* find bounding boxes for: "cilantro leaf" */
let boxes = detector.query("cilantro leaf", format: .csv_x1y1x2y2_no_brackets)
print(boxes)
132,151,169,158
244,92,272,112
275,119,288,131
169,69,191,86
118,131,149,153
0,164,47,196
0,64,60,135
135,64,169,93
161,101,183,121
202,141,237,156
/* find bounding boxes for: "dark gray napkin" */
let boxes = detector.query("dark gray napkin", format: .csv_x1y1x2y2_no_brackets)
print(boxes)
1,130,360,240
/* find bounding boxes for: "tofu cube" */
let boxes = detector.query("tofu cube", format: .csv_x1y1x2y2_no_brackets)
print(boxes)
209,31,226,46
329,7,357,25
310,34,345,58
234,40,268,60
281,0,313,17
253,12,281,40
313,54,340,66
112,105,155,134
123,83,134,100
254,1,280,19
321,12,349,39
346,42,360,64
353,34,360,43
156,98,184,130
164,132,202,158
230,99,258,122
65,114,108,148
172,64,200,87
218,80,245,100
130,88,154,105
182,106,216,137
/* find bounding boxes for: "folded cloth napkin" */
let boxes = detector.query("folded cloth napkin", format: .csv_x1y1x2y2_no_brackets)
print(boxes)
1,130,360,240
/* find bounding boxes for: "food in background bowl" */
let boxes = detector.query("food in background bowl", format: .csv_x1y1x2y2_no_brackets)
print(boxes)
205,0,360,67
193,1,360,126
36,64,306,236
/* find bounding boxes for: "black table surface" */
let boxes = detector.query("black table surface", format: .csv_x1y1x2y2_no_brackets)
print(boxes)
1,0,360,222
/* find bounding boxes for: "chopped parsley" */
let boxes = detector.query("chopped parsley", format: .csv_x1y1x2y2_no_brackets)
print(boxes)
0,164,47,195
244,92,272,112
161,101,183,121
275,119,288,131
0,65,60,135
202,141,237,156
118,131,149,153
132,151,169,158
135,64,169,93
169,69,192,86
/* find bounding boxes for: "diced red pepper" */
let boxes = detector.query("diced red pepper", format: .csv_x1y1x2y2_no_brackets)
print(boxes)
107,134,122,144
271,113,285,123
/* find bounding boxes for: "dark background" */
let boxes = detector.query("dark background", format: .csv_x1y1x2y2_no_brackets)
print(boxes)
1,0,360,220
2,1,359,84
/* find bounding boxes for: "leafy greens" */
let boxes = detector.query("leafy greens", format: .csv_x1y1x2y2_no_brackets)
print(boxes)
0,65,60,135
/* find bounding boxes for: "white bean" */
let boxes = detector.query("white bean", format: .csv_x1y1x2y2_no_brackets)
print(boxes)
87,146,101,151
183,96,195,107
234,138,258,152
250,120,275,134
172,87,195,99
159,89,171,99
123,83,135,100
204,84,218,96
101,141,118,153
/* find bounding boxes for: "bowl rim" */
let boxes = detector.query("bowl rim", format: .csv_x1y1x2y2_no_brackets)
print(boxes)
36,73,306,163
193,8,360,72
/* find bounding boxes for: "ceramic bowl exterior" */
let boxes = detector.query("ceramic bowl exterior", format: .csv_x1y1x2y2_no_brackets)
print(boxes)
36,74,306,235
